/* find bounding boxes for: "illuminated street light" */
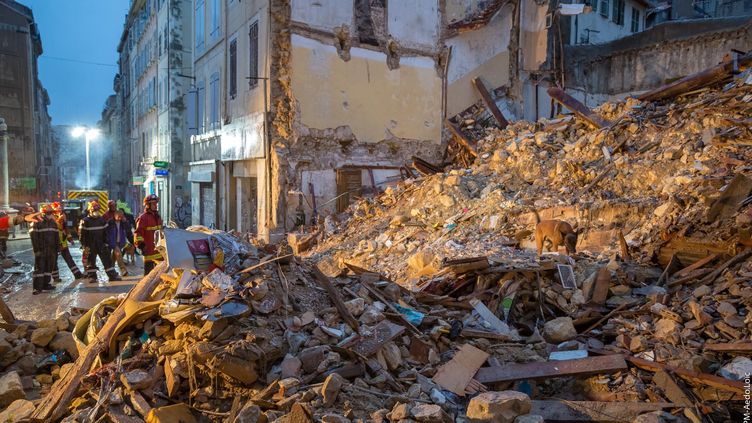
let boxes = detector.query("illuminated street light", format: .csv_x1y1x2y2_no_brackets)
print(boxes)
71,126,100,190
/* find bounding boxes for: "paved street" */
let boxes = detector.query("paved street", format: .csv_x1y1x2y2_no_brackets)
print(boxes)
1,230,142,321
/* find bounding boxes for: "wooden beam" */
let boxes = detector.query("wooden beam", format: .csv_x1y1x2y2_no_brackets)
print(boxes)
705,342,752,353
580,163,615,195
547,87,611,129
671,253,718,279
638,52,752,101
0,296,16,324
31,261,169,422
696,249,752,287
653,371,693,407
475,355,627,384
590,266,611,306
311,265,360,334
471,77,509,128
445,119,478,157
530,400,678,422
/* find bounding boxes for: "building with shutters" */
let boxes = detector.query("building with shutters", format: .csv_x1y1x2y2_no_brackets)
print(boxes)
0,0,54,203
115,0,193,224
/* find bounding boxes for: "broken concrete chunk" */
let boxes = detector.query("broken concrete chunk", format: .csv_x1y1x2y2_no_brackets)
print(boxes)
716,301,737,316
280,354,303,379
633,410,687,423
688,301,712,326
391,402,411,420
653,318,683,344
233,401,263,423
692,285,711,298
30,326,57,347
719,356,752,381
48,331,79,358
344,298,366,317
321,373,345,407
380,342,402,371
411,403,450,422
0,372,25,408
542,317,577,343
320,414,350,423
0,399,34,423
145,403,196,423
466,391,532,423
120,369,153,391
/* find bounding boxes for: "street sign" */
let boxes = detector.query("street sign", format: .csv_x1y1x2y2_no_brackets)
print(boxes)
154,169,169,177
153,161,170,169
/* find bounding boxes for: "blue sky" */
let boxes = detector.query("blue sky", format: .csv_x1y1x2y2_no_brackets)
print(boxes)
18,0,129,126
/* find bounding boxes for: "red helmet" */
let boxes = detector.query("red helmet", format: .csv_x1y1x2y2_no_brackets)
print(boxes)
88,201,101,212
143,194,159,205
51,202,62,212
41,204,53,214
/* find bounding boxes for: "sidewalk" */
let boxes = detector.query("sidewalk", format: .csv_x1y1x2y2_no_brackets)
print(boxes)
7,230,30,241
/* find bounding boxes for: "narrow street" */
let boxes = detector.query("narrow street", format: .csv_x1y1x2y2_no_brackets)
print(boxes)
1,229,141,321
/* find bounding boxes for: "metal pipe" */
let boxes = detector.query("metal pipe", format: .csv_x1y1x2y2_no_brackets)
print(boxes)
0,118,9,210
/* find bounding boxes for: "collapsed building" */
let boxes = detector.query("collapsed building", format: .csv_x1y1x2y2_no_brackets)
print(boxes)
0,50,750,422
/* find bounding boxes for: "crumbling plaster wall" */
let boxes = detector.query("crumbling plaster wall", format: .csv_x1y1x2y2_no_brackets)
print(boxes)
387,0,441,50
445,8,514,116
291,0,354,32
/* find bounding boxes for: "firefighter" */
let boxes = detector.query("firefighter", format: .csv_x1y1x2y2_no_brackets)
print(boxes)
135,194,163,275
80,201,121,282
51,202,84,280
29,206,58,294
0,211,9,258
103,200,117,221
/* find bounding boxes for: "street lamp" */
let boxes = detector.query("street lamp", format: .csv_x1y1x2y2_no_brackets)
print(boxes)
71,126,100,190
0,118,9,211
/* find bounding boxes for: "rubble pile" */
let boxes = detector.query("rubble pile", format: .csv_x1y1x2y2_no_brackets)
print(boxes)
0,76,751,423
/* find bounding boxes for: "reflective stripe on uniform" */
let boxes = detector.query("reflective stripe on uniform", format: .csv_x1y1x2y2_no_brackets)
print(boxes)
144,253,163,261
82,225,108,231
146,226,161,230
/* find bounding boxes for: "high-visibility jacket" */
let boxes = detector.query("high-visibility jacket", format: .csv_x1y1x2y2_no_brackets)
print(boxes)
135,210,163,263
54,213,70,249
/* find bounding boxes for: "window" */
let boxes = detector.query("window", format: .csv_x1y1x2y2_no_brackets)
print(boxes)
612,0,625,25
249,21,258,88
197,80,205,133
630,7,640,32
210,72,220,128
600,0,609,17
229,39,237,98
195,0,205,52
211,0,220,39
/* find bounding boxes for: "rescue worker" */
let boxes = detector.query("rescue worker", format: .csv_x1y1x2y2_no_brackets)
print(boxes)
51,202,84,280
29,206,58,294
135,194,163,275
0,211,10,258
103,200,117,221
79,201,121,282
107,210,129,276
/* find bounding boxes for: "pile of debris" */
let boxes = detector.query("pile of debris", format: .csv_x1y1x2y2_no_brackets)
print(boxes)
0,65,751,423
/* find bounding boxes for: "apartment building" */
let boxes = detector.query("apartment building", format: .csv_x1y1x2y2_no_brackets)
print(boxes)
117,0,193,223
186,0,539,242
0,0,54,203
567,0,650,45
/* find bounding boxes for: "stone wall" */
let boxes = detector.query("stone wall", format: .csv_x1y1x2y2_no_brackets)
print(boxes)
564,17,752,97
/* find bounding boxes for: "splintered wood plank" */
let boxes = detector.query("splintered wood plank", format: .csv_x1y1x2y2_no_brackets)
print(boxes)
706,174,752,222
547,87,611,129
472,77,509,128
653,371,693,407
705,342,752,353
530,400,677,422
445,119,478,157
474,355,627,384
672,253,718,279
433,344,490,396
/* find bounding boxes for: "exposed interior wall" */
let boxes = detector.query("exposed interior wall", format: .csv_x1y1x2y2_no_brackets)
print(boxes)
445,9,513,116
387,0,440,50
564,18,752,98
520,0,548,72
291,0,354,31
445,0,493,24
290,34,443,144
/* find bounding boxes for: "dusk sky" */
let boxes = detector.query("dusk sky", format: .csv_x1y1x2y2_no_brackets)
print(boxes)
18,0,129,126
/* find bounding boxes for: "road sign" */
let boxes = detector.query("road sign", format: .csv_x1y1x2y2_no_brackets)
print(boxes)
154,169,169,177
153,161,170,169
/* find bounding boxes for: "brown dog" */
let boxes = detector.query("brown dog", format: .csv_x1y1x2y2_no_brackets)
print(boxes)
535,220,579,256
123,243,136,264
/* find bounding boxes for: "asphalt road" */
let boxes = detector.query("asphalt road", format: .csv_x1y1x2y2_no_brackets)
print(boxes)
1,230,143,321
